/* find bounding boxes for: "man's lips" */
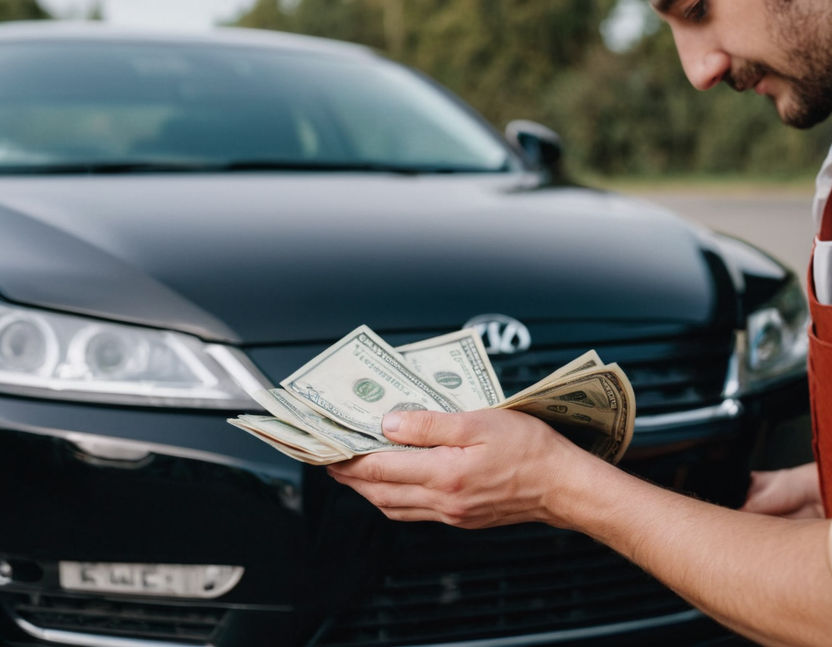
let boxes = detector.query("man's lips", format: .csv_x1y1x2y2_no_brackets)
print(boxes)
753,76,768,95
726,63,769,93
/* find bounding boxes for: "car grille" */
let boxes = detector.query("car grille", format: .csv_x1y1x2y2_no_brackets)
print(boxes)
246,327,737,647
249,327,734,420
492,331,733,415
5,592,225,644
311,524,692,647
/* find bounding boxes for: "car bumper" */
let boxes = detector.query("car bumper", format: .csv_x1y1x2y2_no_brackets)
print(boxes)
0,374,808,647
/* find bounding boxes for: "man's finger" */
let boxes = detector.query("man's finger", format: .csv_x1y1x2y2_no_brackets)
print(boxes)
327,472,441,510
377,506,528,529
745,470,777,496
377,507,448,524
328,446,464,485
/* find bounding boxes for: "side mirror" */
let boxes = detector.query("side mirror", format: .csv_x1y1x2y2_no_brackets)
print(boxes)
504,120,563,178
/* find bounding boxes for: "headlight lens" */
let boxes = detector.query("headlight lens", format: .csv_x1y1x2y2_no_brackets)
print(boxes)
0,303,267,408
727,276,809,395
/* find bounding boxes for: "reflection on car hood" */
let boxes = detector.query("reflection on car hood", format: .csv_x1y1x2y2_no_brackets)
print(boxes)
0,173,717,344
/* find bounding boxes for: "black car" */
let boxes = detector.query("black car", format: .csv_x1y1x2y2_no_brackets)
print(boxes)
0,21,810,647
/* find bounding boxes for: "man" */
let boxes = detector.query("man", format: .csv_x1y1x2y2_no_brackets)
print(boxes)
328,1,832,644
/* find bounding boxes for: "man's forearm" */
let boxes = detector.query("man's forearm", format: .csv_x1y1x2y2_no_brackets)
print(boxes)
331,410,832,646
555,455,832,647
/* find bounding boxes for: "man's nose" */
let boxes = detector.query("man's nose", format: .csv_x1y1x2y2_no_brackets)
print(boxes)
674,31,730,91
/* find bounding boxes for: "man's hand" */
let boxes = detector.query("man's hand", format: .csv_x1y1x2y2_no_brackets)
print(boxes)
327,409,589,529
740,462,824,519
329,411,832,646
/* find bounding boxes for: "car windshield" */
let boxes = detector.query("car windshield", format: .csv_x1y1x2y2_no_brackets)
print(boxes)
0,39,513,174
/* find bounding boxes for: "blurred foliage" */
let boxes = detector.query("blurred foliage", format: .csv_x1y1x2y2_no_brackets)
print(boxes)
0,0,50,21
546,23,832,176
87,2,104,21
237,0,831,178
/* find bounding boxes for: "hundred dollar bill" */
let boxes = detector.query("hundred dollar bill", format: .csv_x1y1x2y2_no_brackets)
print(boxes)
228,415,345,465
397,328,504,409
230,331,636,465
501,350,602,406
551,350,604,379
281,325,462,439
497,364,635,464
251,387,399,455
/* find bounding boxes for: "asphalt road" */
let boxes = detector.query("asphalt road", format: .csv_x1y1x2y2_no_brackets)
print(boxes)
627,190,815,288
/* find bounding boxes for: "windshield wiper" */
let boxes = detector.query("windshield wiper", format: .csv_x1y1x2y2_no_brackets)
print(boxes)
0,158,511,175
218,159,513,174
219,160,439,174
0,160,228,175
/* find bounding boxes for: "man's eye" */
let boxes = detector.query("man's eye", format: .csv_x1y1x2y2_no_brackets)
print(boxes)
683,0,708,22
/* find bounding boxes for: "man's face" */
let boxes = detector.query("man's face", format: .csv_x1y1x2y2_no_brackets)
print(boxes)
651,0,832,128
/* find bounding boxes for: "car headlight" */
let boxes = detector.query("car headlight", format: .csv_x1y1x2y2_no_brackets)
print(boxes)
726,276,809,396
0,302,268,408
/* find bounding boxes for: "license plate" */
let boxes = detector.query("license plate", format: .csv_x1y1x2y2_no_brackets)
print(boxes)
59,561,243,599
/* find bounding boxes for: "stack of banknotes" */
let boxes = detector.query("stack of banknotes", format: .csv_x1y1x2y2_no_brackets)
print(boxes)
228,325,636,465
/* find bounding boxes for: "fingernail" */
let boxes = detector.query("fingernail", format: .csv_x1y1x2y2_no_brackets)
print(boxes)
382,412,402,435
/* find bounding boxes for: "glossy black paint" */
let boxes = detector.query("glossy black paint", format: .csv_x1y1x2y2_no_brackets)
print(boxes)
0,175,724,344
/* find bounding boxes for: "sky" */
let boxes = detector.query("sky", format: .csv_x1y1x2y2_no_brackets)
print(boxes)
602,0,656,52
39,0,258,31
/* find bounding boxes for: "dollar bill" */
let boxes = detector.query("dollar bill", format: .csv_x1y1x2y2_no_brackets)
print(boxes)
397,328,504,409
501,350,602,406
281,325,462,439
229,326,636,466
229,412,412,463
496,363,635,464
228,415,346,465
251,387,398,455
551,349,604,379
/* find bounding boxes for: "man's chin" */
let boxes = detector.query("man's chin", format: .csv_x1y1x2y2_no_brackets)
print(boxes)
775,95,832,129
780,108,832,129
766,77,832,128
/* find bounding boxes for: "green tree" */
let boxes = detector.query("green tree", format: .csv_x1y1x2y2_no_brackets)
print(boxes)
236,0,384,46
87,1,104,21
233,0,831,178
234,0,293,30
235,0,614,129
547,18,832,177
0,0,50,21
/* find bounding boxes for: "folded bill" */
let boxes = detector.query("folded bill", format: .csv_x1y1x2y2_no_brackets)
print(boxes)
281,325,462,440
496,360,634,464
228,416,347,465
228,326,636,465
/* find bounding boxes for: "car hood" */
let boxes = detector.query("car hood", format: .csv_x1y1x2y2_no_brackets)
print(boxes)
0,174,721,344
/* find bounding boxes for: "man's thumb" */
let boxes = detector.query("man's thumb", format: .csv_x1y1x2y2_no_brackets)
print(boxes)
382,410,470,447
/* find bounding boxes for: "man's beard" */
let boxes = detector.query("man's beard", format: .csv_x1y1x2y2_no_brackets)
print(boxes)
737,0,832,129
785,76,832,129
728,60,832,129
723,0,832,128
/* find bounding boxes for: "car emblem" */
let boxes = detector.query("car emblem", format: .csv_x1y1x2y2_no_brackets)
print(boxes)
463,314,532,355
